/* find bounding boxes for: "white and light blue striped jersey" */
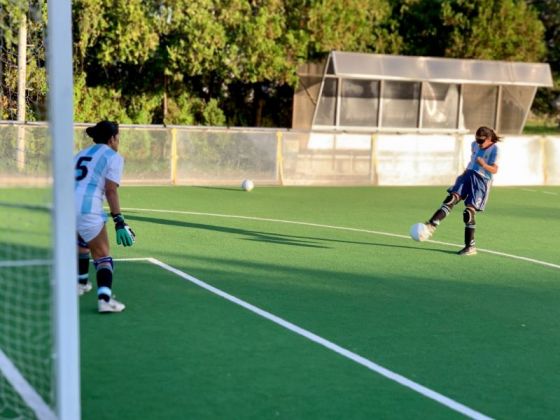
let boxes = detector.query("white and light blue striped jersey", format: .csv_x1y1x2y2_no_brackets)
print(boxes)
74,144,124,216
466,141,499,180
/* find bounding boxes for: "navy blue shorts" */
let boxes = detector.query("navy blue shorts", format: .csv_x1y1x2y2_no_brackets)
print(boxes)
448,170,491,211
77,234,89,248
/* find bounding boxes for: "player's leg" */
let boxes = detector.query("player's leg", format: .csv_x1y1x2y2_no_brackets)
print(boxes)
424,173,466,239
87,226,125,313
427,192,461,227
77,235,92,295
458,174,489,255
458,206,477,255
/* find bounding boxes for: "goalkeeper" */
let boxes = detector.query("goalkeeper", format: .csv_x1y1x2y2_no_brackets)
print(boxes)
74,120,135,313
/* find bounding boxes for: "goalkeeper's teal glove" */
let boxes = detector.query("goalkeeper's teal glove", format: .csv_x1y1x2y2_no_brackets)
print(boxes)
112,213,136,247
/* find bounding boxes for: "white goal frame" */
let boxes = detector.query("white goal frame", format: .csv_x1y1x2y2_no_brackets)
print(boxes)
48,0,81,419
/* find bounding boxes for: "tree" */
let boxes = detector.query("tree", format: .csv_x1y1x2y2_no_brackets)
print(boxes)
392,0,546,61
305,0,401,57
0,0,47,120
70,0,401,126
390,0,453,56
3,0,550,126
442,0,545,61
525,0,560,117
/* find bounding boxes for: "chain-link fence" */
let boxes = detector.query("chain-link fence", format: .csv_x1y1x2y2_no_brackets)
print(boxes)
1,121,559,187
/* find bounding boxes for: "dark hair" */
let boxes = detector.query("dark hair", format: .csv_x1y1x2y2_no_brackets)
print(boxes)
476,126,501,143
85,121,119,144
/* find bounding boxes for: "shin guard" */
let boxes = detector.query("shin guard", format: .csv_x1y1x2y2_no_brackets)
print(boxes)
78,252,90,285
463,208,476,246
93,256,114,302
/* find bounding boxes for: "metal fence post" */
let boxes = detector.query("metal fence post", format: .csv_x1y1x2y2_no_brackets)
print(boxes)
170,127,178,185
276,131,284,186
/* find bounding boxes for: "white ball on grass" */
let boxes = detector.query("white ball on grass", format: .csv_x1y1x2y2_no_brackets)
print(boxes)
241,179,254,192
409,222,430,242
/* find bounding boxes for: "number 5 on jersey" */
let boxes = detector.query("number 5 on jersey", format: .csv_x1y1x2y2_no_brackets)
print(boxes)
75,156,92,181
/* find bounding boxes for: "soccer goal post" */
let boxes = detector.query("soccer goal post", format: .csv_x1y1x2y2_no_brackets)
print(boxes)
48,0,81,419
0,0,80,418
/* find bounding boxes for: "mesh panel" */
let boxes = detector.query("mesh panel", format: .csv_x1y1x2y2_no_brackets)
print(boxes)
0,124,54,420
339,79,379,127
176,130,278,185
2,123,560,189
0,125,51,186
499,86,536,134
421,83,459,129
75,126,172,185
375,134,462,185
120,128,171,184
381,81,420,128
281,132,373,185
315,78,338,126
462,85,497,130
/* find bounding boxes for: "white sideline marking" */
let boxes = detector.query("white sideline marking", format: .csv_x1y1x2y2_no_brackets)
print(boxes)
0,349,56,420
0,259,52,268
520,188,558,196
122,207,560,271
145,257,492,420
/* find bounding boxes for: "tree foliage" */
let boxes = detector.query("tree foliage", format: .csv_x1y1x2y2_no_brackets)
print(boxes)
442,0,545,61
525,0,560,116
0,0,554,125
0,0,47,120
392,0,545,61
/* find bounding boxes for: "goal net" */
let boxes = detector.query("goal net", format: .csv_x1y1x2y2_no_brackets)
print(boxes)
0,125,55,419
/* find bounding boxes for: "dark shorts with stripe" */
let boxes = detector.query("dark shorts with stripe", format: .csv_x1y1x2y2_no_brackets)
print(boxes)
77,234,89,248
448,170,491,211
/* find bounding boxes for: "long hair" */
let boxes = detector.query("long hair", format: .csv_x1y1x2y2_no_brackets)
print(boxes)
476,126,501,143
85,121,119,144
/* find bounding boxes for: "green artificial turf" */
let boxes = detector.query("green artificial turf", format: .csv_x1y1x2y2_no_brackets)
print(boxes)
85,186,560,419
2,185,560,419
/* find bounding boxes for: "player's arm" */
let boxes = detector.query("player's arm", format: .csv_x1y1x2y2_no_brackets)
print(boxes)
105,179,121,216
106,180,135,246
476,157,498,174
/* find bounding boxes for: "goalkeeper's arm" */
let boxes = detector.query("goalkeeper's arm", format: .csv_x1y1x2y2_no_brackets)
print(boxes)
106,180,136,246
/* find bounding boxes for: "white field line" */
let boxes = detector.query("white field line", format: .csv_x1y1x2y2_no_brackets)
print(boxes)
0,257,147,270
122,207,560,271
0,259,52,268
520,188,558,196
0,349,56,420
145,257,492,420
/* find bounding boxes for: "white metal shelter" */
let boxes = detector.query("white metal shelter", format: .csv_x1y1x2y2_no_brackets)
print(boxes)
293,51,553,134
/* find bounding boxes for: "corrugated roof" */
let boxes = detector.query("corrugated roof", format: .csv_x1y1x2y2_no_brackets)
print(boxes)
329,51,553,87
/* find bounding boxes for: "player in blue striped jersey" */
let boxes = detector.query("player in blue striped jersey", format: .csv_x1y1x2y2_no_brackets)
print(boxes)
74,121,135,312
424,126,501,256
